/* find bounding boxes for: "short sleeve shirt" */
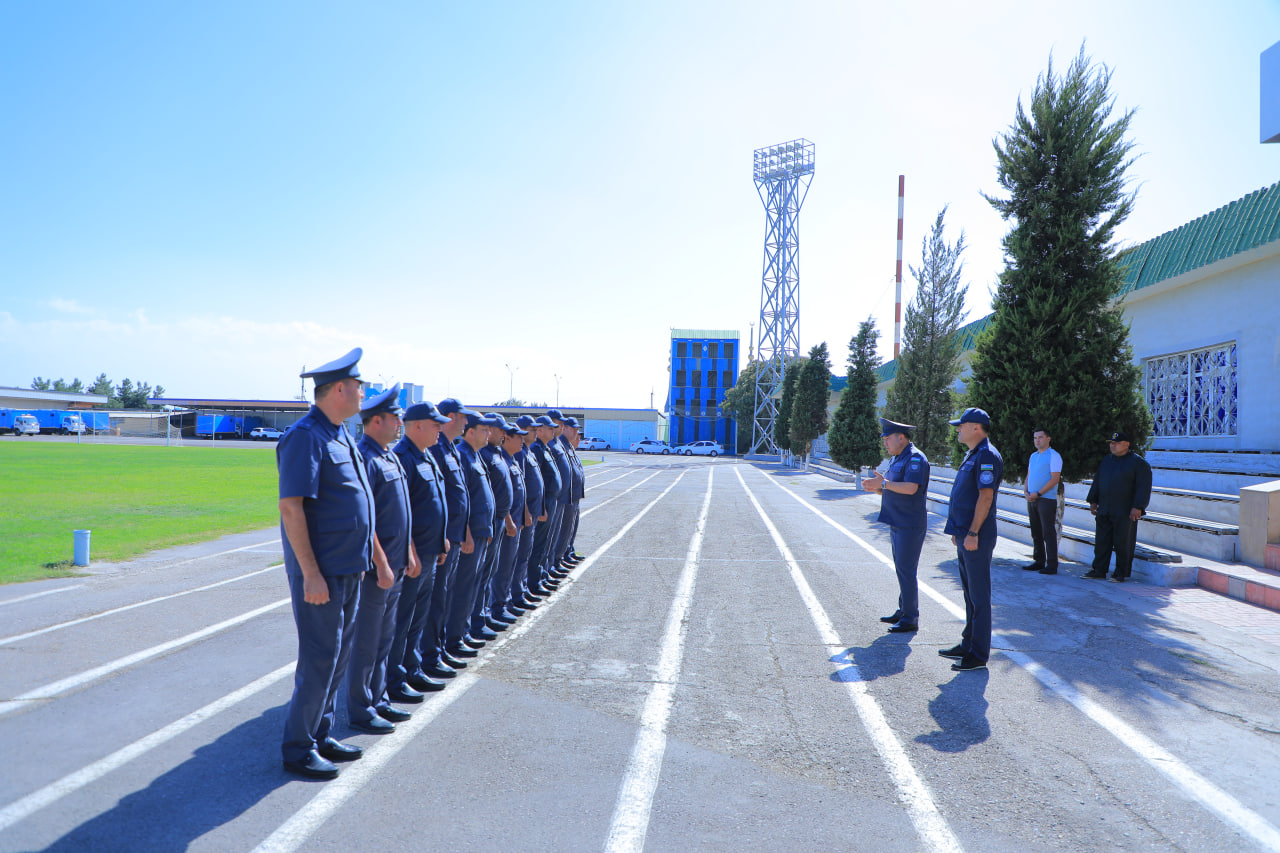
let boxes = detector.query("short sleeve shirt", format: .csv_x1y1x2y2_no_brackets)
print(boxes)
393,435,448,557
1027,447,1063,495
945,437,1003,541
276,405,375,577
878,442,930,529
430,434,469,543
357,433,412,571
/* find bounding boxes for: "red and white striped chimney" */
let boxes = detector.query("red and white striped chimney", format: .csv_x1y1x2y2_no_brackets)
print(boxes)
894,174,905,359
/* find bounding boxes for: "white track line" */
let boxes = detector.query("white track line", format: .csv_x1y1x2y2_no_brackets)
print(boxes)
0,598,289,719
588,470,638,489
606,470,713,853
0,585,84,607
0,562,282,647
0,663,295,832
253,471,688,853
738,469,963,853
764,471,1280,851
582,471,663,517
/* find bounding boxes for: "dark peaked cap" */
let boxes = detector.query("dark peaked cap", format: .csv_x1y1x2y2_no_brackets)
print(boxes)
879,417,914,437
361,382,403,417
300,348,362,387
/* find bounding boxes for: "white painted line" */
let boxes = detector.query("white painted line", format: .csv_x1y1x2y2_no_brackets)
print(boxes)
0,562,283,647
738,469,963,853
582,471,663,517
588,469,637,489
606,470,713,853
0,663,294,832
0,598,289,719
254,471,689,853
0,585,84,607
764,472,1280,851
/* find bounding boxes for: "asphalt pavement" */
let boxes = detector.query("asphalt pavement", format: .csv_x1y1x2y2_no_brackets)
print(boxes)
2,455,1279,852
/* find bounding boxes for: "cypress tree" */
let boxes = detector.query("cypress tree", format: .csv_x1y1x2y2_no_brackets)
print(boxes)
971,46,1151,483
774,359,804,453
790,342,832,457
883,207,969,463
827,319,884,473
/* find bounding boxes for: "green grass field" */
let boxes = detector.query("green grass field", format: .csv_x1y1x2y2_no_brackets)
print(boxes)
0,442,279,585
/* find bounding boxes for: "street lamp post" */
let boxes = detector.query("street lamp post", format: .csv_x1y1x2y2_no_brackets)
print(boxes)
554,374,561,408
505,363,519,402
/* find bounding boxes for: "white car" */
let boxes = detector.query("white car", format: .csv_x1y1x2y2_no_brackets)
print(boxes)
676,440,724,457
579,436,611,450
250,426,285,441
630,439,670,455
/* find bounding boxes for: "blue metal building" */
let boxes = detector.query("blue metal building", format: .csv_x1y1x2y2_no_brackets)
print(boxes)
667,329,740,453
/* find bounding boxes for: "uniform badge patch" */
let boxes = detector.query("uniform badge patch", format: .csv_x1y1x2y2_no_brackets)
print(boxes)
979,471,994,485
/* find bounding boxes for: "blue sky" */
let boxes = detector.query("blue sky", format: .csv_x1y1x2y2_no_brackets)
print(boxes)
2,2,1277,408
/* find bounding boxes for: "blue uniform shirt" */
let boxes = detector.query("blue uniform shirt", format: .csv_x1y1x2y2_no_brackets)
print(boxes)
533,439,562,502
878,442,930,529
547,439,573,506
430,432,469,544
945,437,1003,540
480,444,514,520
560,436,585,501
276,405,375,577
393,434,448,557
357,433,412,571
518,446,545,519
505,448,527,525
456,439,496,539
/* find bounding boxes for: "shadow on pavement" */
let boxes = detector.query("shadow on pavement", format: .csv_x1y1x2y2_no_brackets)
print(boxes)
40,705,291,853
915,669,991,752
830,634,912,682
814,488,865,502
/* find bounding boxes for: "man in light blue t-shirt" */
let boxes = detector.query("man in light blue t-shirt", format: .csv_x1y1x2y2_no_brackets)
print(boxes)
1023,427,1063,575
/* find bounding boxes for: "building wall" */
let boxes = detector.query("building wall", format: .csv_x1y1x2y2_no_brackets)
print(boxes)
668,334,740,451
1123,249,1280,451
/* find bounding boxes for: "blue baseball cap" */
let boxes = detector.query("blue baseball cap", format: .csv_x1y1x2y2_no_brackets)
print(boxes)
360,382,403,418
504,421,527,436
514,415,537,429
438,398,477,417
547,408,565,422
464,412,493,430
533,415,555,427
949,408,991,427
300,348,362,387
484,413,507,428
563,416,579,428
404,401,450,424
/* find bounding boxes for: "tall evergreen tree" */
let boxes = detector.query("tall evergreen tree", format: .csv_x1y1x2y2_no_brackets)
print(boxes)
774,359,804,453
790,342,832,457
827,319,884,473
971,46,1150,483
31,377,51,390
89,373,113,397
883,207,969,463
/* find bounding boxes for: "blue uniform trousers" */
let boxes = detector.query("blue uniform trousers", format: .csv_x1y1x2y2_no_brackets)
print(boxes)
553,499,578,565
388,561,432,691
420,547,458,668
346,568,403,723
564,503,581,556
282,572,361,763
956,537,995,662
448,538,488,646
889,526,926,624
530,506,560,588
471,518,505,633
511,523,536,602
489,526,521,616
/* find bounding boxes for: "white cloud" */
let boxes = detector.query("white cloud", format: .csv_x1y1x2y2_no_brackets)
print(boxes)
47,298,95,315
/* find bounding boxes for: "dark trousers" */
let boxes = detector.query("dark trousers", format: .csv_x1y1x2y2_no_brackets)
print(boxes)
956,538,995,663
554,499,578,563
530,504,561,588
1093,514,1137,579
389,551,438,688
448,538,488,645
889,526,926,624
511,523,537,601
282,572,361,762
1027,497,1059,570
420,546,458,668
489,526,521,616
471,518,505,632
565,503,581,554
346,568,403,722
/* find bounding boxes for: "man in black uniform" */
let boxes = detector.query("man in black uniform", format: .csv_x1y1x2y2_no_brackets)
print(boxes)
864,418,930,634
1084,431,1152,583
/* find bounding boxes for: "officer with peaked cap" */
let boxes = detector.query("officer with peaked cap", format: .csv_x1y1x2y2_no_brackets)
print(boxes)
278,348,382,779
864,418,930,634
941,407,1003,672
388,401,452,699
347,384,410,734
427,399,475,674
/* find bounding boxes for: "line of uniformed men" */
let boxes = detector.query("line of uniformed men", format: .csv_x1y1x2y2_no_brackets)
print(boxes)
277,348,587,780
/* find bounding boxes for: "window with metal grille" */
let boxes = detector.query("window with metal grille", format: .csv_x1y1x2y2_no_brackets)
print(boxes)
1143,342,1237,437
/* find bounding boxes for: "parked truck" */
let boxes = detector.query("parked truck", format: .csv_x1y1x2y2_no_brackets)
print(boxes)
34,410,86,435
80,411,111,434
196,414,262,439
0,410,41,436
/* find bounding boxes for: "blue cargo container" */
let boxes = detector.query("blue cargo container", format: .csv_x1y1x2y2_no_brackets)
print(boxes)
80,411,111,434
196,414,262,438
33,410,86,434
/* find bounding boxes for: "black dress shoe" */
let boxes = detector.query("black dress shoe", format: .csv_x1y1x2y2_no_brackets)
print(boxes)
879,612,903,624
570,552,585,561
350,716,395,735
887,622,919,633
440,650,469,667
474,625,499,640
1038,567,1058,575
518,596,541,608
318,738,363,762
1022,563,1044,571
388,684,425,704
485,618,509,633
424,664,458,680
490,611,516,625
951,654,988,672
461,636,486,650
499,608,523,622
405,672,439,692
1108,575,1128,583
1082,571,1107,579
447,643,479,658
283,749,339,780
507,601,530,614
938,645,966,659
377,704,412,723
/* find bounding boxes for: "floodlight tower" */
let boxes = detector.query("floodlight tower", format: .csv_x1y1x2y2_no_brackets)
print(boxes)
750,138,814,454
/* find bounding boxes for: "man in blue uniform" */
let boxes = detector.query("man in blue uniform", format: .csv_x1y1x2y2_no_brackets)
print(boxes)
1084,431,1152,583
277,348,390,779
556,416,586,568
389,401,452,698
474,414,518,639
544,410,575,585
864,418,930,634
488,419,531,626
510,415,547,611
429,399,474,671
941,407,1003,672
447,412,496,658
527,416,563,598
348,384,411,734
